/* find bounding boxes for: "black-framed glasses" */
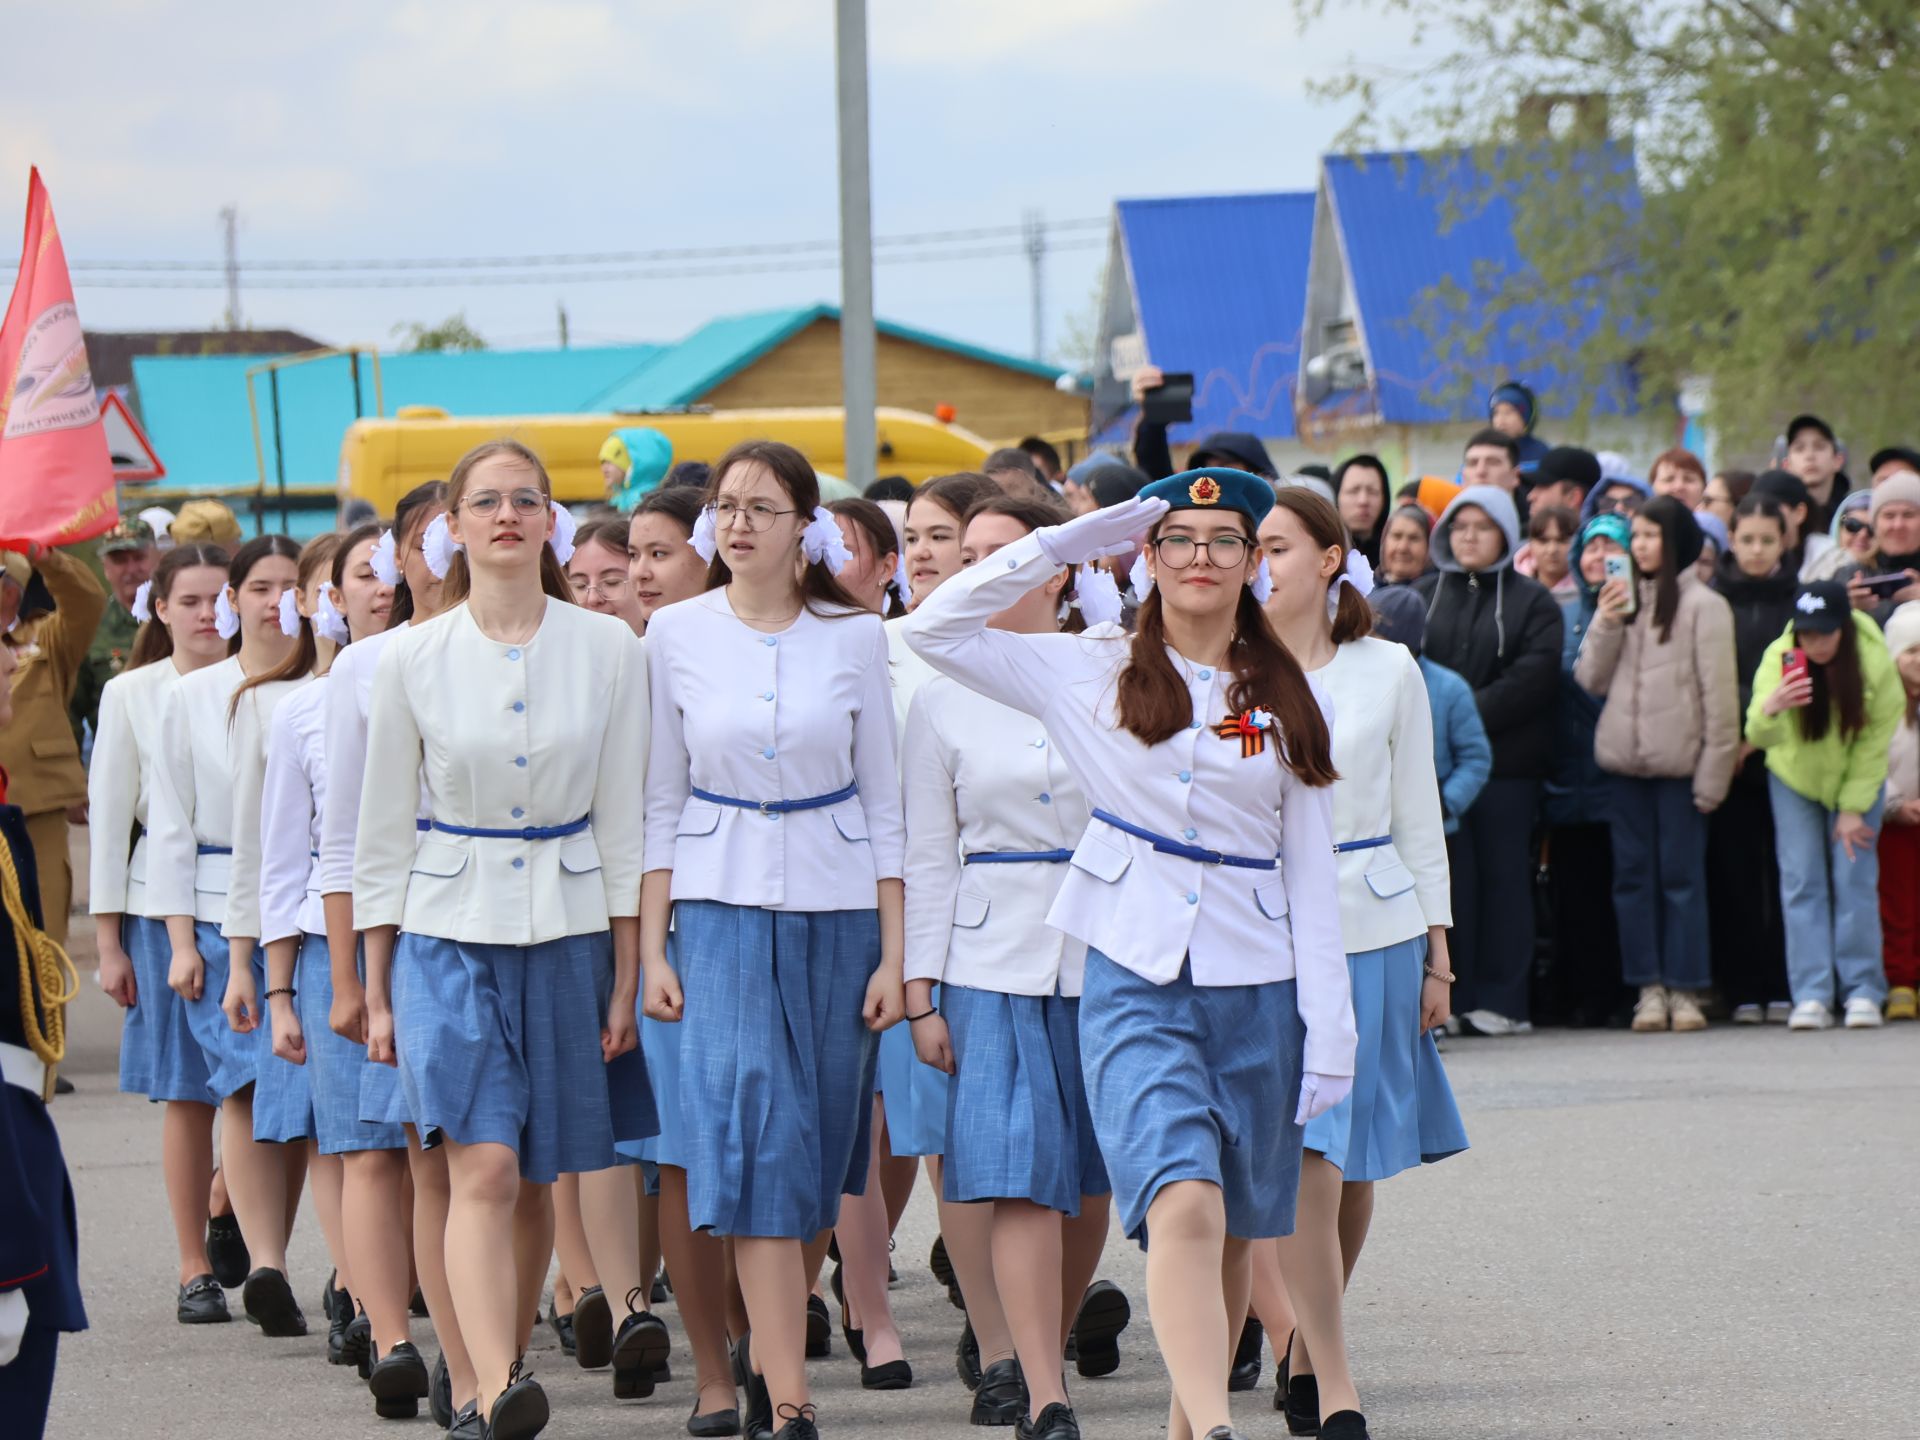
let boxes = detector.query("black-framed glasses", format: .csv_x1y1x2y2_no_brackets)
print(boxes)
712,498,797,531
463,488,546,518
1151,533,1252,570
1840,516,1872,537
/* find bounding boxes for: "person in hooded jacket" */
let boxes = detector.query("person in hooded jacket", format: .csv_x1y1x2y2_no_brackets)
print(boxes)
1486,381,1551,472
1574,498,1740,1033
1707,496,1797,1021
1412,487,1563,1034
599,427,675,514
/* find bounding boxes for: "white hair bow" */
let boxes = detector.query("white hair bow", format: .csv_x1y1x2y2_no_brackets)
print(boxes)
801,506,852,574
1328,548,1374,618
894,551,912,605
277,587,303,637
314,586,351,644
1128,549,1153,600
130,580,153,623
1250,556,1273,603
548,501,577,565
214,587,240,640
422,513,461,579
1074,565,1124,627
689,506,718,564
369,529,399,586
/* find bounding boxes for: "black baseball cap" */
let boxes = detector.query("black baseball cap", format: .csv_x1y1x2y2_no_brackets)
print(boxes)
1792,581,1849,634
1532,446,1601,491
1868,445,1920,477
1753,469,1812,509
1785,414,1838,448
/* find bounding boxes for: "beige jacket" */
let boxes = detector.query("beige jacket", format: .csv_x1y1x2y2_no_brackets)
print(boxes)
1575,570,1741,807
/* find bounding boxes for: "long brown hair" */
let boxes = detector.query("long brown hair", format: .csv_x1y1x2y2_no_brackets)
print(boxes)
329,522,385,641
700,440,862,617
1116,511,1338,785
826,497,906,617
907,472,996,531
1798,618,1867,743
386,479,449,629
231,533,339,715
128,544,231,669
960,491,1085,633
1268,487,1374,646
439,440,576,608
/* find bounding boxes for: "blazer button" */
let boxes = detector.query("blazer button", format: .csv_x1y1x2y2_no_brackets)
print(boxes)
763,636,778,647
762,747,776,759
1006,556,1018,569
512,701,525,713
1189,719,1202,731
1177,770,1191,783
506,648,521,661
1197,668,1212,680
511,857,525,869
1185,891,1198,905
1037,793,1052,805
1183,827,1198,840
514,756,528,767
512,808,525,819
762,690,775,701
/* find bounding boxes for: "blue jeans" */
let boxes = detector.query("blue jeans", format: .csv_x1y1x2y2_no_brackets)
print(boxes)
1769,775,1886,1008
1607,775,1712,990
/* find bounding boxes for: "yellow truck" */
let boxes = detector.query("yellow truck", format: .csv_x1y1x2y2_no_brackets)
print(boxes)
338,404,993,518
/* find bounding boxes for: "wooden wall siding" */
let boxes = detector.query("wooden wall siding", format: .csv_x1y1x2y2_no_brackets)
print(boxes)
699,318,1087,442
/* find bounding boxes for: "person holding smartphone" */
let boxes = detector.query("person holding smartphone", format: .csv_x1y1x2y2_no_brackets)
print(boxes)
1745,582,1905,1030
1839,474,1920,626
1126,366,1277,483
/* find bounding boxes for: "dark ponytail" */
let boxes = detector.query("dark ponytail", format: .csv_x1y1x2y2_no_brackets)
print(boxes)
128,544,231,670
826,497,907,617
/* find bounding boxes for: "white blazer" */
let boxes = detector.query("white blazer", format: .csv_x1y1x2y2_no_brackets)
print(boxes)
355,600,648,945
316,623,411,904
86,659,183,919
643,590,904,911
885,616,939,740
905,531,1356,1076
223,676,311,942
146,655,246,925
258,676,331,945
903,675,1091,996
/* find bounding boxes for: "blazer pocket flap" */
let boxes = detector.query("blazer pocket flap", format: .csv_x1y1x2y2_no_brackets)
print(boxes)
30,736,71,759
1069,834,1131,884
1254,880,1289,921
558,835,603,875
675,800,723,837
409,840,469,879
1364,860,1416,900
831,806,870,842
952,891,990,929
193,850,231,895
127,845,148,883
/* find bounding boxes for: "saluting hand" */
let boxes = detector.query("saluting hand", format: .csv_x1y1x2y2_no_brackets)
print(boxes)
1035,496,1170,569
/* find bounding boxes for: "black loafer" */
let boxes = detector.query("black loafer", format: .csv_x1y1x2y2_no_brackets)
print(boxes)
804,1294,831,1359
410,1286,430,1317
369,1340,431,1420
738,1333,772,1440
176,1274,230,1325
242,1267,308,1337
970,1357,1026,1426
546,1301,577,1357
572,1285,613,1369
321,1269,345,1323
430,1350,453,1430
1319,1412,1369,1439
1016,1403,1081,1440
447,1400,483,1440
688,1403,741,1437
930,1234,963,1308
652,1269,671,1304
1229,1316,1262,1392
612,1305,671,1400
956,1321,982,1390
1071,1280,1130,1378
861,1357,912,1390
344,1311,372,1377
206,1212,251,1289
1285,1372,1322,1435
487,1362,549,1440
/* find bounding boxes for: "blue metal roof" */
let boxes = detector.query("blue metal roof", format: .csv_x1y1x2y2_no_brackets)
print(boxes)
1324,148,1641,425
1108,192,1316,445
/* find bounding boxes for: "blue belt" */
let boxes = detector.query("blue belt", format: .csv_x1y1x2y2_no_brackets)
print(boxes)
690,781,857,817
196,844,232,856
429,815,590,842
1334,835,1392,854
1090,810,1277,871
964,849,1073,865
416,819,431,833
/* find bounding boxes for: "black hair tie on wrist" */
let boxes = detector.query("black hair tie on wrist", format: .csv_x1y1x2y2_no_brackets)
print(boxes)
905,1009,936,1023
264,987,297,1001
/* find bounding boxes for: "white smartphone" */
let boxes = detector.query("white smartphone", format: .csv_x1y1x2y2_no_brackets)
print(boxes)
1603,552,1636,614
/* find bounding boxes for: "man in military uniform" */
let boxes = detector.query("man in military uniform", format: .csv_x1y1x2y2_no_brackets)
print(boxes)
69,514,156,745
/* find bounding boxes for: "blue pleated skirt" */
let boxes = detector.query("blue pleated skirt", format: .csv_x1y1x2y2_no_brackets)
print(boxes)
391,930,657,1184
183,921,259,1102
1302,937,1469,1181
297,934,406,1155
942,984,1109,1214
620,932,687,1172
118,915,215,1105
876,996,949,1158
674,900,881,1239
1079,951,1304,1243
252,952,314,1143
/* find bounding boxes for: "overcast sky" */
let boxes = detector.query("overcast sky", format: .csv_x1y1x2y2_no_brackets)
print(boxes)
5,1,1424,363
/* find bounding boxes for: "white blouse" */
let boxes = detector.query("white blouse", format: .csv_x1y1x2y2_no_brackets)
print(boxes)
903,675,1090,996
1314,639,1453,954
146,655,246,925
643,590,904,911
885,616,939,739
317,623,412,904
355,600,649,945
223,676,311,943
258,676,331,944
86,659,184,919
905,531,1356,1077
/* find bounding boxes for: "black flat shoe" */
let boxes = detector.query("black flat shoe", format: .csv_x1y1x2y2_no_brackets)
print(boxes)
327,1304,353,1365
771,1403,819,1440
1202,1429,1248,1440
970,1357,1026,1426
653,1269,671,1305
930,1234,964,1309
410,1286,430,1317
447,1401,484,1440
1016,1403,1081,1440
572,1285,613,1369
1319,1413,1369,1440
861,1356,912,1390
369,1340,431,1420
242,1267,308,1337
546,1301,577,1356
805,1293,831,1359
612,1302,671,1400
1070,1280,1130,1378
688,1403,741,1437
176,1274,230,1325
1228,1315,1262,1392
1284,1368,1322,1435
206,1212,250,1289
487,1361,549,1440
738,1333,772,1440
321,1269,344,1323
430,1350,453,1430
956,1321,982,1391
346,1311,373,1378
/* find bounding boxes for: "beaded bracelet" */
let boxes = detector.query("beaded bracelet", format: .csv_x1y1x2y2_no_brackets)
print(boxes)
264,986,297,1001
1423,967,1456,984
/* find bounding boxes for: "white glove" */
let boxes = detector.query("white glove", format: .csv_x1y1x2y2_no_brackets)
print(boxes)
1035,496,1168,568
1294,1071,1353,1126
0,1288,28,1366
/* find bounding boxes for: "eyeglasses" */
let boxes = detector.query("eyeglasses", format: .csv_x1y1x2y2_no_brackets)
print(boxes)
462,488,546,518
1151,534,1251,570
711,499,797,531
568,574,631,598
1840,516,1872,537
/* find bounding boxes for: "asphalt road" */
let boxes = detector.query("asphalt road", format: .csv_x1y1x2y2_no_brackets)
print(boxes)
40,840,1920,1438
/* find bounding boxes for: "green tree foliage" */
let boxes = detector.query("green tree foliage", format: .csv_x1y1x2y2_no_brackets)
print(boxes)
393,312,489,353
1291,0,1920,457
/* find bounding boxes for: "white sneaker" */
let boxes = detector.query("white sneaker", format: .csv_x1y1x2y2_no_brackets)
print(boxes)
1442,1016,1462,1037
1765,1001,1794,1024
1843,998,1885,1029
1732,1003,1764,1025
1461,1009,1533,1036
1787,1001,1834,1031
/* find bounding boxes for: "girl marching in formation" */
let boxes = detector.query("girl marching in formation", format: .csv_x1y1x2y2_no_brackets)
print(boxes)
78,436,1482,1440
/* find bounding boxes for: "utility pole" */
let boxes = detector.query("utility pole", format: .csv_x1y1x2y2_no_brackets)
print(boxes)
219,206,241,330
1024,208,1045,362
557,301,571,349
835,0,877,492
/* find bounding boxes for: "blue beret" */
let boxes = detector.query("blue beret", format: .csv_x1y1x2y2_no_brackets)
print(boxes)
1138,467,1274,526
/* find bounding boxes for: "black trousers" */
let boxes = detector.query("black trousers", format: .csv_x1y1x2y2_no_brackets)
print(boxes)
1707,753,1790,1008
1445,777,1540,1021
1539,822,1632,1025
0,1323,57,1440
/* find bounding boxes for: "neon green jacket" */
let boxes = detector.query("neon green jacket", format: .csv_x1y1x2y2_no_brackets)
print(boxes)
1746,612,1903,814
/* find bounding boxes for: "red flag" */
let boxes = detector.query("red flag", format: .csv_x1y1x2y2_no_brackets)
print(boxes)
0,168,115,549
